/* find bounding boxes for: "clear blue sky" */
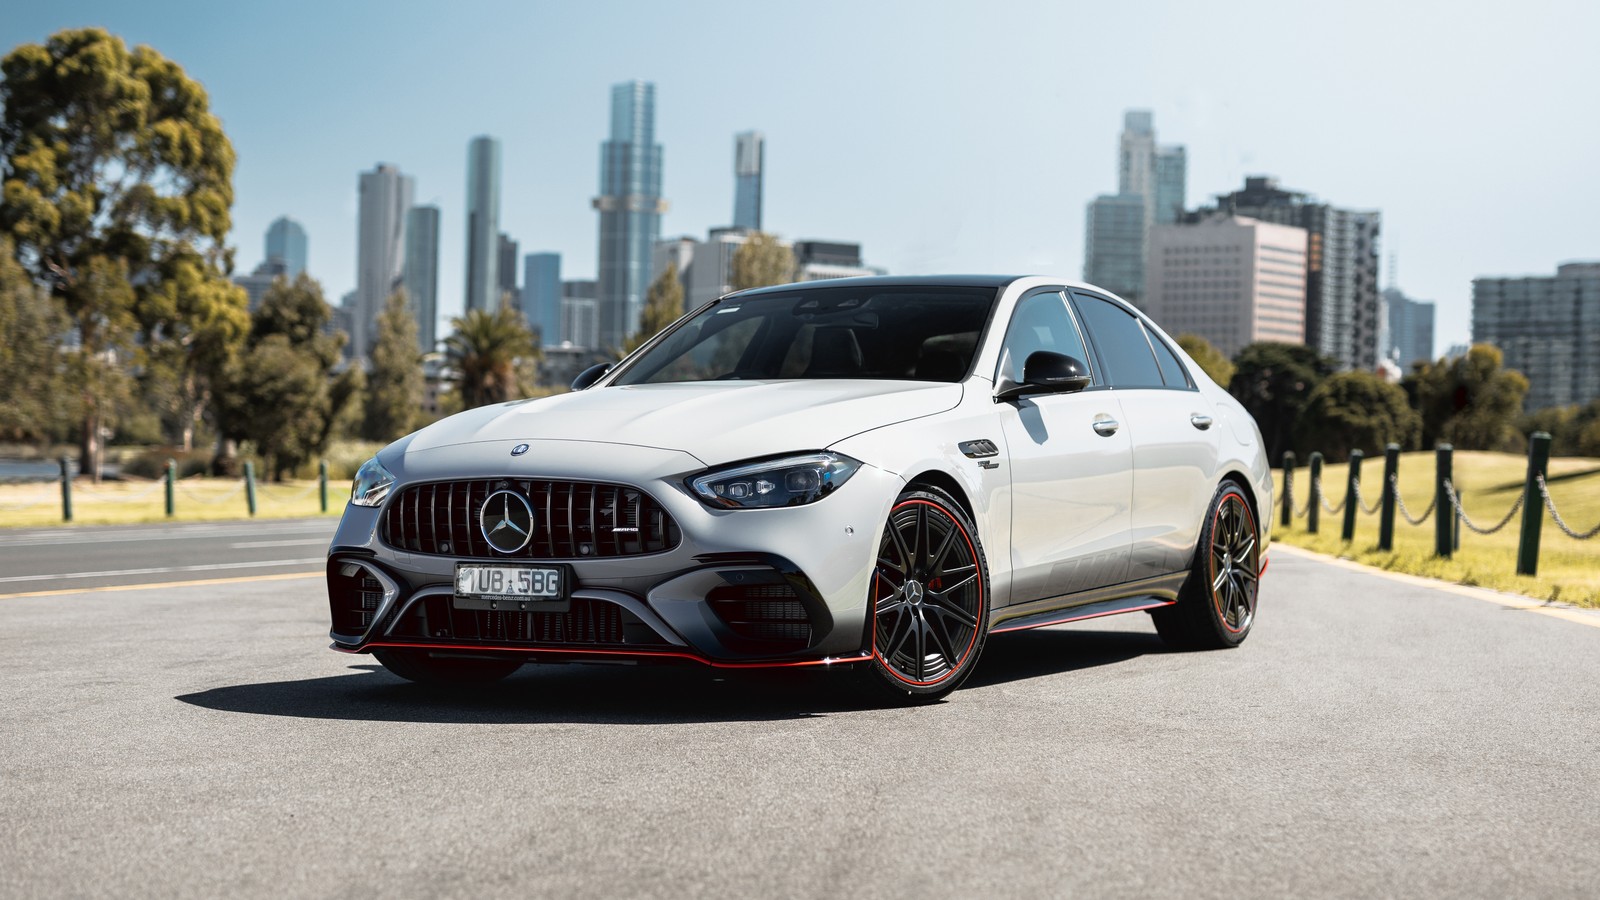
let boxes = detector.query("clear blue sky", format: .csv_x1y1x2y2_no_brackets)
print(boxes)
5,0,1597,352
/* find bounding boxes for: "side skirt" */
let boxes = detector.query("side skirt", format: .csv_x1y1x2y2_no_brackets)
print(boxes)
989,572,1186,634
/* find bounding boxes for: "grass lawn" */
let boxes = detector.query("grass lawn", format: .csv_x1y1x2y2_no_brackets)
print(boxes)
0,476,349,527
1274,450,1600,608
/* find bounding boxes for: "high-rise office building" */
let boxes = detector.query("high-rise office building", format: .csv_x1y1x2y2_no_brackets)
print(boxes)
464,136,502,315
1383,286,1435,368
1204,176,1382,371
733,130,764,231
233,258,289,312
403,205,440,352
1144,215,1309,359
265,216,307,278
1472,262,1600,410
523,253,561,346
1084,110,1186,306
561,279,600,349
355,163,414,359
593,80,667,350
497,233,519,311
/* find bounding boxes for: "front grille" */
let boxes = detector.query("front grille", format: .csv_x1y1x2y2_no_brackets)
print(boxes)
708,582,813,649
386,594,667,648
383,479,681,559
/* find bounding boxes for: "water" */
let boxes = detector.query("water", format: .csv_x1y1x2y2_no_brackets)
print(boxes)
0,459,121,482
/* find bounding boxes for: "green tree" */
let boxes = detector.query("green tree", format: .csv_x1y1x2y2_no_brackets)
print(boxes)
445,307,538,409
362,289,424,441
1296,371,1421,461
623,263,684,354
1,28,245,478
728,232,793,291
1228,341,1338,463
1405,344,1529,451
0,235,72,443
1176,334,1234,388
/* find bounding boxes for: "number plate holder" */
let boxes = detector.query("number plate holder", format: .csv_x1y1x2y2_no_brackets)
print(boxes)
453,563,573,613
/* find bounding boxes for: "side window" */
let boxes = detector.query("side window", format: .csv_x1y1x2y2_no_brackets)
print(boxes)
1070,293,1164,388
996,290,1093,384
1147,330,1192,388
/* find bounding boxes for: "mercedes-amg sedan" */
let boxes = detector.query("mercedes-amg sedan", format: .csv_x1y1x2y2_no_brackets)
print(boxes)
327,276,1271,702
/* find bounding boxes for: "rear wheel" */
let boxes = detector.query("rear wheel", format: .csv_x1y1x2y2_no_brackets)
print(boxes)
372,648,524,685
858,488,989,704
1152,481,1259,650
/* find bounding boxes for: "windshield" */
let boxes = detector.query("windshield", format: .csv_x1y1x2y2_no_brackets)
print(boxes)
611,285,998,385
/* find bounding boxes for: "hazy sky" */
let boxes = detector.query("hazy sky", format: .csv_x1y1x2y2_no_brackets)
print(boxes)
4,0,1597,351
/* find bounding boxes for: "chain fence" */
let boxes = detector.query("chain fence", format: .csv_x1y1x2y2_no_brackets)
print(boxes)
1390,473,1435,525
1351,478,1382,515
70,476,169,504
255,480,322,501
174,478,245,504
1313,476,1346,515
1537,474,1600,540
1443,479,1524,536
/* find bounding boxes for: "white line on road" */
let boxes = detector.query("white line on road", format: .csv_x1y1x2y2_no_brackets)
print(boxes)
229,539,329,549
0,558,325,584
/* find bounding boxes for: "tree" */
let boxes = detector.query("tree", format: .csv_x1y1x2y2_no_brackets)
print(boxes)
444,307,538,409
0,235,72,443
1176,334,1234,388
728,232,793,291
362,290,424,441
623,263,684,354
1228,342,1337,463
1,28,245,479
1406,344,1529,451
1296,371,1421,461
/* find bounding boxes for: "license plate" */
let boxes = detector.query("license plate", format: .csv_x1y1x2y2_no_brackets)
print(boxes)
453,563,571,612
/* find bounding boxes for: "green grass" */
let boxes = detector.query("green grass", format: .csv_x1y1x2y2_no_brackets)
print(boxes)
0,476,349,527
1274,450,1600,608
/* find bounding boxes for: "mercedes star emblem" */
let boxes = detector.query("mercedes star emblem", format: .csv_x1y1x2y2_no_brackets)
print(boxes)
479,489,535,553
510,443,530,456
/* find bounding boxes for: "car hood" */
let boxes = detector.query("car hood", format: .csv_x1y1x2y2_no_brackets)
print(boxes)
402,380,963,466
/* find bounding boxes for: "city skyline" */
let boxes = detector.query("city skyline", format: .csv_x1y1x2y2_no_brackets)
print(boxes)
3,1,1597,353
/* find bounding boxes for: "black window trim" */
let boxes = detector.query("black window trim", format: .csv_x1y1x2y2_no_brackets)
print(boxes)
1066,289,1198,393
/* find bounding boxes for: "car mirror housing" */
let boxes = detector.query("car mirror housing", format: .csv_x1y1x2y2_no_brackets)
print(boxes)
570,362,613,391
994,351,1092,402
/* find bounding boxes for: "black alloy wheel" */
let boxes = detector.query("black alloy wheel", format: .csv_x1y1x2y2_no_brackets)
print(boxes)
1152,480,1259,650
861,488,989,703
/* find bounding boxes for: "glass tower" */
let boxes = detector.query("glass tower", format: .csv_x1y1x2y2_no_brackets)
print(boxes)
523,253,562,347
733,130,764,231
355,163,413,360
593,81,666,350
464,136,502,315
1085,110,1186,307
265,216,307,278
403,205,440,352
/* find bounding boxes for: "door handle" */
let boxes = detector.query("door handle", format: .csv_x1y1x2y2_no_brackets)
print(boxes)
1190,414,1213,431
1092,418,1120,437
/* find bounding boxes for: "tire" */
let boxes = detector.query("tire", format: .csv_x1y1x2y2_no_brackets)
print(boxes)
372,648,524,686
857,487,990,704
1152,480,1260,650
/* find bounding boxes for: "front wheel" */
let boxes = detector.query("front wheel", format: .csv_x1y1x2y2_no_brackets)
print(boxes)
372,648,524,686
1152,480,1260,650
858,488,990,704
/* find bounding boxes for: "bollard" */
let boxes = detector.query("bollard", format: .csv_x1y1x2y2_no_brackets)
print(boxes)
319,460,329,513
1434,444,1453,558
165,459,176,518
1342,449,1363,542
245,461,258,517
1378,444,1399,551
1281,451,1296,528
59,456,73,522
1307,452,1323,534
1516,432,1551,576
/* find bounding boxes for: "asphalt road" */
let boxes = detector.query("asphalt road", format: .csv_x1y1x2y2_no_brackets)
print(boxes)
2,521,1599,899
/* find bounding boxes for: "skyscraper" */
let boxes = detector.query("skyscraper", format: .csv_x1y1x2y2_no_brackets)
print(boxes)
1084,110,1186,306
497,233,519,311
1383,286,1435,368
403,205,440,352
464,136,502,315
523,253,561,347
1206,176,1383,370
1473,262,1600,410
355,163,413,359
593,80,667,350
733,130,764,231
265,216,307,278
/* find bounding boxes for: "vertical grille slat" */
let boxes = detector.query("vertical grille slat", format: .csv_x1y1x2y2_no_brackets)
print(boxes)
383,479,680,559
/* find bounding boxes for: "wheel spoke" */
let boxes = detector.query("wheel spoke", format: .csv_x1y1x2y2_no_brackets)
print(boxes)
1212,568,1228,592
933,571,977,597
926,612,961,668
915,504,930,571
912,618,926,681
928,523,959,574
929,594,978,629
887,519,914,571
876,554,907,576
881,610,914,658
1233,535,1256,562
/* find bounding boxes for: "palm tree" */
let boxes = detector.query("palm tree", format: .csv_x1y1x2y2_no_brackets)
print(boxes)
444,307,538,409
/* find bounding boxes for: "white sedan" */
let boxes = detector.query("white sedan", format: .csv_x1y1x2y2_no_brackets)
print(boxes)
329,276,1271,703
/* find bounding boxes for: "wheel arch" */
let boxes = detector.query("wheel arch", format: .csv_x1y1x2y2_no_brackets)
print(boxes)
1220,469,1261,530
904,469,977,525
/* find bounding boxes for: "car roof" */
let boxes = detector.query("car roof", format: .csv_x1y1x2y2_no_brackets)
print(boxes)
725,274,1031,298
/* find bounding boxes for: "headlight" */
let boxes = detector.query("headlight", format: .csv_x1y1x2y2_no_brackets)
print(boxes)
689,452,862,509
349,457,396,507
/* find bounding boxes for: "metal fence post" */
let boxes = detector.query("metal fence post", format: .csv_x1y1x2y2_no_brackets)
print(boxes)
1307,452,1323,534
1378,444,1399,551
165,459,176,518
59,456,73,522
245,461,257,517
1342,449,1364,541
1516,432,1551,576
319,460,329,513
1281,451,1296,528
1434,443,1453,558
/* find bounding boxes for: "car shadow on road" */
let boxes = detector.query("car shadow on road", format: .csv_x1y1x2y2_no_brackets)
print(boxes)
174,628,1166,726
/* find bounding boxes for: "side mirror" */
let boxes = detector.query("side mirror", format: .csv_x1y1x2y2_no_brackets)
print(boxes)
994,351,1092,402
570,362,613,391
